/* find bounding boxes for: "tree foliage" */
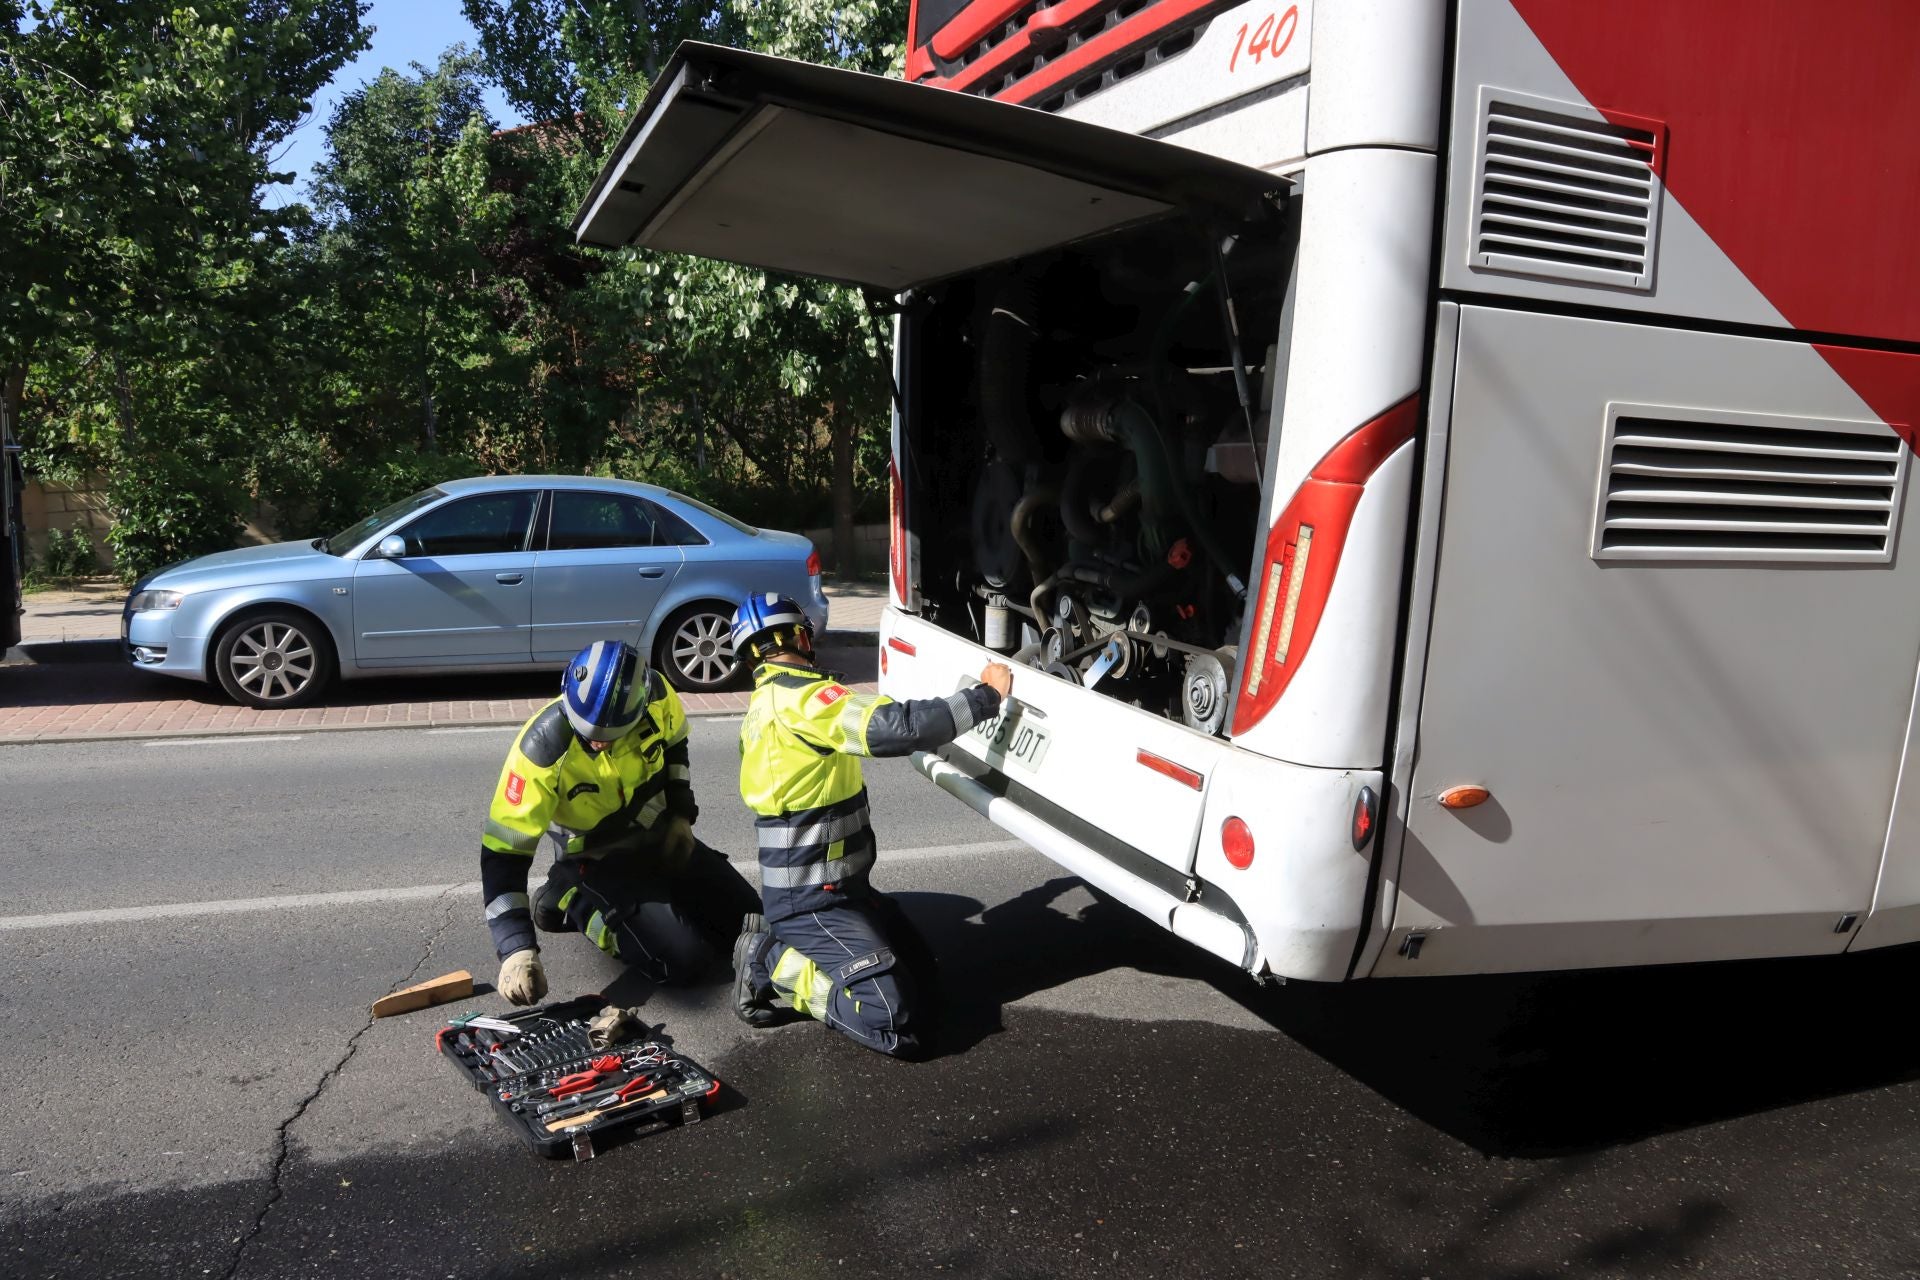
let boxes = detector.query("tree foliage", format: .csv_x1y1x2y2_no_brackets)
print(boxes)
2,0,371,576
5,1,904,579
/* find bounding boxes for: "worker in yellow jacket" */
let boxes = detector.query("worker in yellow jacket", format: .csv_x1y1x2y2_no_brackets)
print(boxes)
729,593,1011,1057
481,639,757,1004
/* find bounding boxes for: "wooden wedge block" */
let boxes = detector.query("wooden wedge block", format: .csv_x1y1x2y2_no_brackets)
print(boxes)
371,969,474,1019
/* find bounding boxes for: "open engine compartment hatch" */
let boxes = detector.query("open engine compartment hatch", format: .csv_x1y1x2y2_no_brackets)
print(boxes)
572,41,1291,290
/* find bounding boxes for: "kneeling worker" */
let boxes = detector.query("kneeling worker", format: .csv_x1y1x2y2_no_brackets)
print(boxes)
481,639,759,1004
729,593,1012,1058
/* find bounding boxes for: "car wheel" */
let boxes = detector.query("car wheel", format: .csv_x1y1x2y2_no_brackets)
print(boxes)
655,602,742,694
213,610,336,709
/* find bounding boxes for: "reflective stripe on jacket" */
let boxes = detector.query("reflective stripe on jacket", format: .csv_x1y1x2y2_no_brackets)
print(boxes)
479,674,692,957
738,661,1000,913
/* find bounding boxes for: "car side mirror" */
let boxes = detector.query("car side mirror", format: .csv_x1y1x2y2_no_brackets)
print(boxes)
376,534,407,560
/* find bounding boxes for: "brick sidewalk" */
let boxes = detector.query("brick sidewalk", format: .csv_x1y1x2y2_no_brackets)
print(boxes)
0,639,878,745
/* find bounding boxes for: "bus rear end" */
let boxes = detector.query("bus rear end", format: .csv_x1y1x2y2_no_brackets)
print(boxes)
882,0,1443,981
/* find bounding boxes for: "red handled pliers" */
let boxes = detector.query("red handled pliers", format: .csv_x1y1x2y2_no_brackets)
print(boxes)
542,1054,626,1099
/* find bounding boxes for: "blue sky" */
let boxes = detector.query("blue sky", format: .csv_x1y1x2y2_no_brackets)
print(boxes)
264,1,525,208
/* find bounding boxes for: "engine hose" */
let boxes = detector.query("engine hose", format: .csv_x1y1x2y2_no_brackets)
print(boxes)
1107,400,1181,557
1110,400,1245,594
1098,478,1142,524
1029,570,1061,635
1104,554,1182,603
1059,451,1113,549
1010,483,1059,586
1148,271,1215,428
980,277,1039,467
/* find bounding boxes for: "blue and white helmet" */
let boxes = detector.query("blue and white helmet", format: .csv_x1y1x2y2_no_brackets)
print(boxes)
561,640,651,741
730,592,811,659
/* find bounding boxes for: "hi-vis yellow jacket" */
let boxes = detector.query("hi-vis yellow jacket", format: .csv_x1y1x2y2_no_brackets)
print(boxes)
739,660,1000,917
480,677,692,958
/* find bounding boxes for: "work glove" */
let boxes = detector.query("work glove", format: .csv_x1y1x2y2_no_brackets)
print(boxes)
660,814,696,872
497,948,547,1006
587,1004,647,1050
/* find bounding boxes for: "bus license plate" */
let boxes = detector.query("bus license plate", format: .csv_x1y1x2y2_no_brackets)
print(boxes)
971,705,1050,773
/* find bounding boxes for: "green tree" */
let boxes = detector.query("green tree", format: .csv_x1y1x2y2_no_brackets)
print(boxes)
0,0,370,575
462,0,904,564
311,49,512,452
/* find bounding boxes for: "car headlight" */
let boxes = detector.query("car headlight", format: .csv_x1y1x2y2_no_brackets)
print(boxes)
129,590,184,612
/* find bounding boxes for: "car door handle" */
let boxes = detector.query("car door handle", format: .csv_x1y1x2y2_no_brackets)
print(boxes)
495,572,524,585
637,567,666,578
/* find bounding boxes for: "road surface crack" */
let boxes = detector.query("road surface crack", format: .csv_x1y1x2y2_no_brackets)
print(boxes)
220,885,462,1280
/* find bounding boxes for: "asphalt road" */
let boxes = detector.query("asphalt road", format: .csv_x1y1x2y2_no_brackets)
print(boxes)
3,721,1919,1278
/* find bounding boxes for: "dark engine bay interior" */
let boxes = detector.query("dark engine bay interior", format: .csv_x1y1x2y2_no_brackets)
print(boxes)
903,206,1294,736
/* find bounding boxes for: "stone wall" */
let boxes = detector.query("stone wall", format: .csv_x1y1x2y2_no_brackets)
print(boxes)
800,523,889,576
19,477,115,571
20,476,282,575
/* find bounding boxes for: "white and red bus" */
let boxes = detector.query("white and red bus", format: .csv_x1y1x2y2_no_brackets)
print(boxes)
576,0,1920,983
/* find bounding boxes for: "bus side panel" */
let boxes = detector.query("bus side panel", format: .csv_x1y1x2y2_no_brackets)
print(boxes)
1355,302,1463,981
1849,352,1920,953
1856,661,1920,952
1377,306,1920,976
1443,0,1920,347
1439,0,1784,334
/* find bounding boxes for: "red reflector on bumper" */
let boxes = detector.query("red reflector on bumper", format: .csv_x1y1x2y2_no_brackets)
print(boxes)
1222,817,1254,869
888,637,917,656
1136,749,1202,790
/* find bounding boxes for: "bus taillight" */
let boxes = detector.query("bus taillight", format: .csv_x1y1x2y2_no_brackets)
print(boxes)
1232,396,1419,736
889,454,907,607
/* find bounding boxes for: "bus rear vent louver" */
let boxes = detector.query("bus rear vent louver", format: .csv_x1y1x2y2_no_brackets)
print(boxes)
1594,405,1907,564
1471,88,1665,292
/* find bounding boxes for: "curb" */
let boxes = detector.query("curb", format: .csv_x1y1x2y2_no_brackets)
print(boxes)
0,682,878,747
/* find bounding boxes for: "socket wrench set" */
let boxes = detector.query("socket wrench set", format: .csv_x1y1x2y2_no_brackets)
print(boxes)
437,995,720,1161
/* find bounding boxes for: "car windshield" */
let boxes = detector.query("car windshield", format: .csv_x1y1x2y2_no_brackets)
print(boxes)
665,489,757,536
327,488,448,553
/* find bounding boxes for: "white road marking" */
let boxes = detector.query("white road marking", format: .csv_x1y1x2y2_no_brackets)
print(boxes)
0,840,1029,932
425,726,516,734
0,883,470,932
143,735,307,747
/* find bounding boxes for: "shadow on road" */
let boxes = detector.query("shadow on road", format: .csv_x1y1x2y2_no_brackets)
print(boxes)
1249,940,1920,1158
894,881,1920,1159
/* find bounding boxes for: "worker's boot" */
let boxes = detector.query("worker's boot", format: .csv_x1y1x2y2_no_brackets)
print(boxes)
732,915,803,1027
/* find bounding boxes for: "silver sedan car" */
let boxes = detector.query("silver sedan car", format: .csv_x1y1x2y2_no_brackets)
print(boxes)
122,475,827,708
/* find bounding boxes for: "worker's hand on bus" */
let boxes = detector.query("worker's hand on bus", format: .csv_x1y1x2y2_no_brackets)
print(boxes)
980,662,1013,700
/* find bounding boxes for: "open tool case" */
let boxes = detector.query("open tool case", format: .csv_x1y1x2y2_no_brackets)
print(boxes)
437,995,721,1161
